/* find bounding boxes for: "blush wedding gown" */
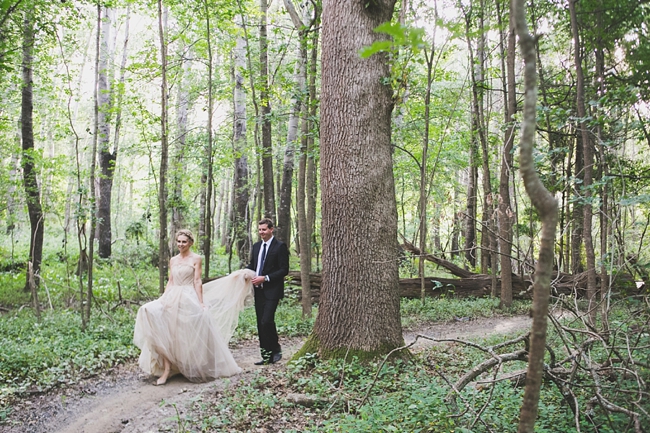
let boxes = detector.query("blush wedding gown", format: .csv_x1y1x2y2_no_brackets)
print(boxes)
133,267,255,382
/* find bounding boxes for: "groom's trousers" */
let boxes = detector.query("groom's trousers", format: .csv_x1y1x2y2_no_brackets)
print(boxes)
254,291,281,360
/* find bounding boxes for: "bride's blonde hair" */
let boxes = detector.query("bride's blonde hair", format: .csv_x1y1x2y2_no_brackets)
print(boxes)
175,229,195,244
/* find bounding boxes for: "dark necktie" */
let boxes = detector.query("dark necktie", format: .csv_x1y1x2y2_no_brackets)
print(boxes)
259,242,267,276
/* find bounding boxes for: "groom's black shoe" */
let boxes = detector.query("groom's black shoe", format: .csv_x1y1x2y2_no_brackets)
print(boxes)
254,352,282,365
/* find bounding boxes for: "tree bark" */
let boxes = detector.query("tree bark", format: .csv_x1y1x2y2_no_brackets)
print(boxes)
277,0,307,246
311,0,403,357
20,12,44,296
285,0,314,317
171,48,190,244
418,46,433,300
306,15,320,273
513,0,558,429
498,0,517,308
260,0,276,220
97,7,115,259
232,14,250,267
202,0,214,278
569,0,597,322
465,145,478,267
157,1,169,294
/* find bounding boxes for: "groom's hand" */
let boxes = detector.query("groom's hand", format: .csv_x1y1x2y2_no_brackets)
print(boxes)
252,276,266,286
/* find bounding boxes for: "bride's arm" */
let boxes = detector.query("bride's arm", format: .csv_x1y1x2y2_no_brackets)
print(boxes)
193,256,205,306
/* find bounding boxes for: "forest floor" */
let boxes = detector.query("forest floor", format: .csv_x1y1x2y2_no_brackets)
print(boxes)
1,314,532,433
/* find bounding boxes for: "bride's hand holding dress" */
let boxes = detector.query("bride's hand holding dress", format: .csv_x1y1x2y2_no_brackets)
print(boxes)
133,230,254,384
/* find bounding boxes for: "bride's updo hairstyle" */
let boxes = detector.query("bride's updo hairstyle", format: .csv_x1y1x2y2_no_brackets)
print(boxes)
176,229,195,245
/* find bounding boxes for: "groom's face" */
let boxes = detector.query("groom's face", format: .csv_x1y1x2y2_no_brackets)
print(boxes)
258,224,273,242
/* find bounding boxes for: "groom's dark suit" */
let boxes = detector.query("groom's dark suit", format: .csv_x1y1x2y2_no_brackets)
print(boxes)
247,236,289,362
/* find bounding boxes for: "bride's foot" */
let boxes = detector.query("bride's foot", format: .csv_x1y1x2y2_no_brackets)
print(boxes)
156,355,171,385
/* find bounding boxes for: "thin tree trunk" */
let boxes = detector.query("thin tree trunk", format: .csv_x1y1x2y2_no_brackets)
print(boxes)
85,4,102,326
465,144,478,267
418,46,433,300
452,172,461,257
97,6,115,259
595,26,609,330
157,0,169,294
6,150,19,234
202,0,214,278
569,0,597,322
513,0,558,430
232,14,250,266
109,8,129,242
260,0,276,220
498,0,516,308
306,13,320,274
570,130,584,274
20,11,44,303
171,50,190,243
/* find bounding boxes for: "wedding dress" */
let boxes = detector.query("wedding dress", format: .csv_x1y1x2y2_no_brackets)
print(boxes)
133,267,255,382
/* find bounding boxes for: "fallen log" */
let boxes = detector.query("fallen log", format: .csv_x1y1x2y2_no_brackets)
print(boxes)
401,240,475,278
286,271,529,302
286,271,640,303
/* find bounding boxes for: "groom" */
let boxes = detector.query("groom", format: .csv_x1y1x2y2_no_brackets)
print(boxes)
247,218,290,365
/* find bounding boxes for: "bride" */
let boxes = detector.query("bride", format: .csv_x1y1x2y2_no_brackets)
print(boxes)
133,229,254,385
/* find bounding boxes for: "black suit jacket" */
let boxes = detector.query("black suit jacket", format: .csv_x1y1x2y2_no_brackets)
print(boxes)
246,237,289,300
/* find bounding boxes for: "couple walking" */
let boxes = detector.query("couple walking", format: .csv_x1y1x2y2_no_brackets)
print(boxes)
133,218,289,384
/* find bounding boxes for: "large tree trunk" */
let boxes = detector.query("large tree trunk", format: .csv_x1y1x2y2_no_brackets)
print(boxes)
513,0,558,429
20,12,44,295
308,0,403,358
157,1,169,294
569,0,597,322
259,0,275,220
97,7,115,259
232,15,250,266
498,0,517,308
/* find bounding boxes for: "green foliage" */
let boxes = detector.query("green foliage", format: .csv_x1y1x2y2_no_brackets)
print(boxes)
232,299,316,342
0,308,138,410
400,297,531,329
359,22,426,58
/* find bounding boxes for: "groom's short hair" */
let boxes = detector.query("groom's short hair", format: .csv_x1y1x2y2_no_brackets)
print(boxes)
258,218,274,228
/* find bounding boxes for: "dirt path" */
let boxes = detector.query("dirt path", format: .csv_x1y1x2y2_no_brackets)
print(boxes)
2,315,531,433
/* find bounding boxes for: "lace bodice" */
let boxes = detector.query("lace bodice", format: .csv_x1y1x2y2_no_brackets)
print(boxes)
171,264,195,286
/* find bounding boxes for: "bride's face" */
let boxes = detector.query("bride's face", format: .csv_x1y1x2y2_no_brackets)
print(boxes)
177,235,192,253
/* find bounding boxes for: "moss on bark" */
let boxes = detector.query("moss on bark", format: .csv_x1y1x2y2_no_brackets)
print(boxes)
291,333,412,363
